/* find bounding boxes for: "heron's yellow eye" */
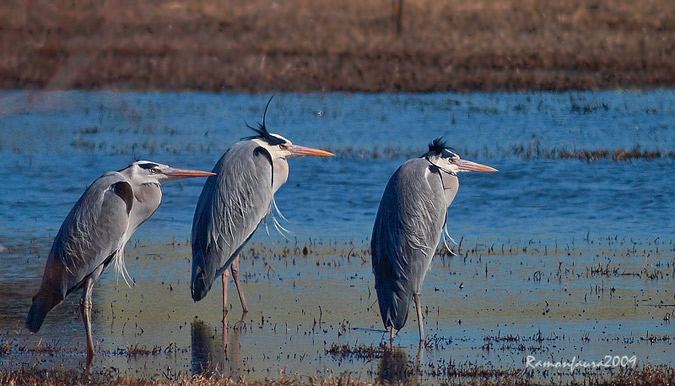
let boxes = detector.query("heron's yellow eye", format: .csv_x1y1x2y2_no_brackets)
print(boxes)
150,167,160,174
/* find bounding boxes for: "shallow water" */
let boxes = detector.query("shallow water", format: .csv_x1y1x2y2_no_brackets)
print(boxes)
1,90,673,243
0,90,673,382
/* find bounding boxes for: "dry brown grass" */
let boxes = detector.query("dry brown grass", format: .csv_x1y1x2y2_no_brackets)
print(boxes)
0,0,673,91
1,365,674,386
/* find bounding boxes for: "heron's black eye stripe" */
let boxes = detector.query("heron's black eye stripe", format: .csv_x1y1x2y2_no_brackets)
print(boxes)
139,163,159,170
441,149,458,159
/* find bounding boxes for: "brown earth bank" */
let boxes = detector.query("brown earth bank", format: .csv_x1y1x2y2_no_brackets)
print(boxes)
1,366,674,386
0,0,673,92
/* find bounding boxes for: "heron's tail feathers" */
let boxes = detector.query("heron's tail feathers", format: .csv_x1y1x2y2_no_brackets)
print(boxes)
376,281,412,331
25,289,62,333
191,244,241,302
191,267,213,302
191,277,208,302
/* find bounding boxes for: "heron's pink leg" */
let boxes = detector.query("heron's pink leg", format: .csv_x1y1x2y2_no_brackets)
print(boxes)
81,277,96,368
222,270,230,351
414,292,425,343
222,270,230,318
230,256,248,313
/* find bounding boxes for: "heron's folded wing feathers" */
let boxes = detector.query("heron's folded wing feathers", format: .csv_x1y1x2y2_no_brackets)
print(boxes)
371,159,447,329
191,141,274,300
43,172,133,297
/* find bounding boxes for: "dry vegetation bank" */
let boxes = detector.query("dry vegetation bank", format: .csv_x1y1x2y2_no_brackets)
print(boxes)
0,0,673,92
1,365,675,386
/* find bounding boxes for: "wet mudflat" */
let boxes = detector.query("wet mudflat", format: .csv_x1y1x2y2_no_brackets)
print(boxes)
0,90,673,384
0,237,672,384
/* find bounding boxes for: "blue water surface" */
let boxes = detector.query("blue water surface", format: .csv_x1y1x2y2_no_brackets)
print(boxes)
0,91,673,380
0,90,673,246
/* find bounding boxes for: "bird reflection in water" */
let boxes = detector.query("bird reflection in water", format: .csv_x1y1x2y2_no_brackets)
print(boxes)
377,345,421,384
191,316,244,377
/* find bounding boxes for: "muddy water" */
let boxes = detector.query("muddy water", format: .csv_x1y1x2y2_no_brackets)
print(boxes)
0,91,673,382
0,239,672,382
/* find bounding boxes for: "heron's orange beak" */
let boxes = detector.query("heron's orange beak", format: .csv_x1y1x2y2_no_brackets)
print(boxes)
455,159,498,172
165,168,216,179
288,145,334,157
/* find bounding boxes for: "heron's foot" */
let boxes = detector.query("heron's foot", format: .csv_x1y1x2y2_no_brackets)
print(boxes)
233,314,247,330
85,347,95,369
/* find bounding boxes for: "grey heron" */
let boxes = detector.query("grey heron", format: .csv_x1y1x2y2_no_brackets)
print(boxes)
371,138,497,343
190,99,333,324
25,161,214,367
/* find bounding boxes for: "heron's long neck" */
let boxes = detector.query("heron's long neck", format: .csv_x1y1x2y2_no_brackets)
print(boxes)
272,158,289,194
439,170,459,208
129,182,162,234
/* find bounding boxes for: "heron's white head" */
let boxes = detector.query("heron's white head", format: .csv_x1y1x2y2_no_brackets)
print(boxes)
246,97,333,160
423,138,498,175
123,161,215,184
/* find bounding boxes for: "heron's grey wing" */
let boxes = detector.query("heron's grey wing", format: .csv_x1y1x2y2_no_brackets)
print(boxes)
191,140,274,301
26,172,133,332
371,159,447,330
